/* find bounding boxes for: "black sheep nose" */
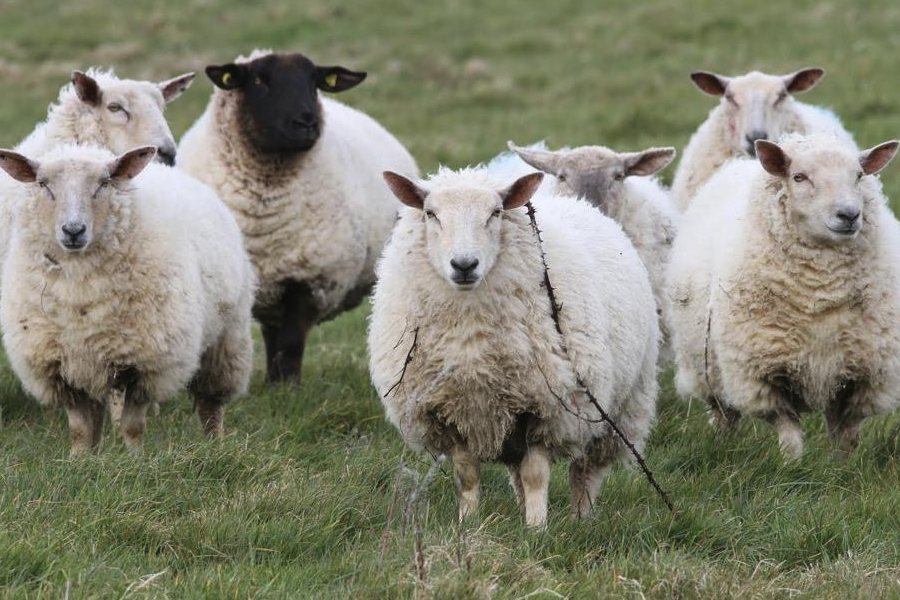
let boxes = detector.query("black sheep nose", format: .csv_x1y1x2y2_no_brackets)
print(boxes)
292,113,319,129
450,257,479,275
836,208,861,224
62,223,86,239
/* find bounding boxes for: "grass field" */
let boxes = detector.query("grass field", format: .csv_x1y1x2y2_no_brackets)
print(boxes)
3,0,900,597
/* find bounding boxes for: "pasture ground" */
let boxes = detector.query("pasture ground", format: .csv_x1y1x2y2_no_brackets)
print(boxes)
2,0,900,597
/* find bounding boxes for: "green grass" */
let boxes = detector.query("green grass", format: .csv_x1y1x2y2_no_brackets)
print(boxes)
3,0,900,597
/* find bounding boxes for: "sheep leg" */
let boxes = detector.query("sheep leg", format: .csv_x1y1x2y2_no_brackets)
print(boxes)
119,399,149,454
569,458,611,520
764,412,803,461
507,466,525,508
195,396,225,437
265,280,318,383
65,391,103,456
452,445,480,521
825,383,865,459
520,445,551,527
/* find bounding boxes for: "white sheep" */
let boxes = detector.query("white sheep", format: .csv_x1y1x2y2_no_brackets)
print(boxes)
503,141,678,361
0,68,195,276
671,68,854,212
667,133,900,459
0,144,255,454
369,167,659,526
178,49,419,383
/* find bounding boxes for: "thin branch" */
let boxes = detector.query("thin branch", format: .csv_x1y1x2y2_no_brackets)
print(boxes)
385,326,420,398
525,200,673,512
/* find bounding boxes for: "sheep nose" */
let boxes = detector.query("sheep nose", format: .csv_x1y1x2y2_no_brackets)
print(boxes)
157,146,176,166
745,131,768,156
450,257,479,275
62,223,86,238
836,208,861,224
292,113,319,129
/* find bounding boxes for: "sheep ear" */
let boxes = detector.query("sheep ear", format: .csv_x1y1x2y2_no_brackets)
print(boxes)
316,67,367,93
690,71,730,96
507,141,560,175
783,67,825,94
72,70,101,106
383,171,427,209
158,72,195,103
755,140,791,177
0,150,38,183
109,146,156,181
860,141,900,176
623,147,676,177
500,172,544,210
205,64,246,90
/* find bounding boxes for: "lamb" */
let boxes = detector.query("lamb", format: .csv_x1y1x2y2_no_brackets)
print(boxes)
671,67,854,212
178,49,419,383
0,144,255,454
0,68,195,271
666,133,900,460
505,141,678,361
369,167,659,526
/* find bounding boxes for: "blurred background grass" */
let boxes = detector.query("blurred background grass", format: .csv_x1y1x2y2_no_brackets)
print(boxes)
2,0,900,598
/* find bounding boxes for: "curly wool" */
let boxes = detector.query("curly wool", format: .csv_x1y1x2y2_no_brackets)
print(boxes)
369,167,659,461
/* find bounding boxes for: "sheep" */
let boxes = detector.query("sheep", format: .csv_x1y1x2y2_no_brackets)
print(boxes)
0,68,196,276
178,49,419,383
0,144,255,454
666,132,900,460
671,67,854,212
368,167,659,526
504,141,678,361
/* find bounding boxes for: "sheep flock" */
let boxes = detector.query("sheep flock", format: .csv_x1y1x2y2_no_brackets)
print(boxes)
2,52,899,527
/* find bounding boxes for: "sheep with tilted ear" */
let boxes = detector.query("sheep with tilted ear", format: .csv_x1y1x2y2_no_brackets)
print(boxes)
506,141,678,362
0,143,254,455
671,67,855,212
369,166,659,526
667,132,900,460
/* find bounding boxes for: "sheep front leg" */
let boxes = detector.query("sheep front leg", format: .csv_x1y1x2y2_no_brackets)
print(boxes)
195,396,225,437
119,400,149,454
65,393,104,456
507,466,525,508
569,458,611,520
452,445,480,521
825,382,867,459
520,445,551,527
763,412,803,461
263,279,319,383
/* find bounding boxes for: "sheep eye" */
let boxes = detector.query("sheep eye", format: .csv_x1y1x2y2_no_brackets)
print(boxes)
725,93,738,107
614,171,625,181
100,178,111,188
424,210,436,220
107,103,122,113
792,173,808,183
491,208,502,218
857,171,864,182
557,173,567,182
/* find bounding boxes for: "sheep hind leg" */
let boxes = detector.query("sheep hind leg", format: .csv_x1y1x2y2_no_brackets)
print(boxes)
452,445,480,521
520,445,551,527
706,395,741,431
825,387,865,460
569,458,612,520
765,412,803,461
264,280,319,383
507,465,525,509
191,324,252,437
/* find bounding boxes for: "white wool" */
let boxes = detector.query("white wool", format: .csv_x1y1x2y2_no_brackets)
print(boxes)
177,52,419,320
369,166,658,470
1,144,255,412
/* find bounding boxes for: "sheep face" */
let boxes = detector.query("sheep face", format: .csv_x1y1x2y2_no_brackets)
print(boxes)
205,52,366,154
70,70,193,165
509,143,675,213
756,137,899,245
691,68,825,158
0,146,156,254
383,171,544,290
